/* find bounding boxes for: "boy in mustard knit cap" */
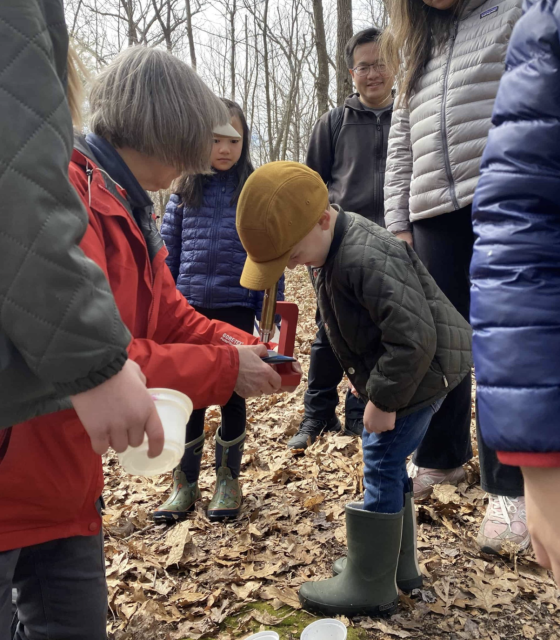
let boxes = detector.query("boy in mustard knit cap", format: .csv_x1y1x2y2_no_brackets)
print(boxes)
237,161,472,617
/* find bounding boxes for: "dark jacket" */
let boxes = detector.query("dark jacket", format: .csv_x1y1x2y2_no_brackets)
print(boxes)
305,94,393,227
312,208,472,416
0,0,130,429
161,173,284,313
471,0,560,467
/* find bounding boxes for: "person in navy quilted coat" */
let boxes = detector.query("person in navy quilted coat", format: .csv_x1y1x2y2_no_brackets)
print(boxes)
471,0,560,581
157,99,284,523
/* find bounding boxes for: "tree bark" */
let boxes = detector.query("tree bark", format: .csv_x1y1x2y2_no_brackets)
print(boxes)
312,0,329,118
230,0,236,100
262,0,274,160
336,0,353,106
185,0,197,70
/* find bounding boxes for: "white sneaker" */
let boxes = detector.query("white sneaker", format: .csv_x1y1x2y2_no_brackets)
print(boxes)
477,494,531,554
407,460,466,499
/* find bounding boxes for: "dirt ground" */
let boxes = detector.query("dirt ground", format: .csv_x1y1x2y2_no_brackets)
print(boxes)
103,267,560,640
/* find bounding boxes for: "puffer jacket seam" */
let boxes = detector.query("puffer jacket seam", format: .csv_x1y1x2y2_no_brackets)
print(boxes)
441,20,461,211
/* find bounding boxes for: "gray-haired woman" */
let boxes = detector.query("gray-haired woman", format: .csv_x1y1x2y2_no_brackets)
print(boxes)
1,46,295,640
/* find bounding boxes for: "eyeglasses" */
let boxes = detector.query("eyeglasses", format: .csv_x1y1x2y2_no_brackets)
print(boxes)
351,62,389,78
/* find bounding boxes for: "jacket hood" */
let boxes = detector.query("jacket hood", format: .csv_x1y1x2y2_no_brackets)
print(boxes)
344,93,394,113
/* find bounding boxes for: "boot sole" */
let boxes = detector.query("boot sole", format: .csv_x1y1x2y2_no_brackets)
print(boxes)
153,502,196,525
299,594,399,618
207,508,241,521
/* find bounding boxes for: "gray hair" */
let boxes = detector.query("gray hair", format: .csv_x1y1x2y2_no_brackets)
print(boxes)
89,46,228,174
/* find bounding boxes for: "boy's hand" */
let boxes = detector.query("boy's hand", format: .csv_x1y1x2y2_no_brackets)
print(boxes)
234,344,282,397
363,401,396,434
522,466,560,584
71,359,164,457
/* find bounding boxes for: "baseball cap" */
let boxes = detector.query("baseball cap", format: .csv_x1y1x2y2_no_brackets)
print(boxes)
236,161,329,290
213,122,241,138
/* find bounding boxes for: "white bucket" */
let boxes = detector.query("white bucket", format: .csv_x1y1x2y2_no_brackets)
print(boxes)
243,633,280,640
118,388,193,476
301,619,347,640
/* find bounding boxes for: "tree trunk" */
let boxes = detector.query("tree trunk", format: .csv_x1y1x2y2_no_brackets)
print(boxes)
230,0,236,100
185,0,197,70
312,0,329,118
262,0,274,160
336,0,353,106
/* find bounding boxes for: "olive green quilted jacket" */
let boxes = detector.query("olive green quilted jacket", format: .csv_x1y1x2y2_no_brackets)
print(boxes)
312,208,472,416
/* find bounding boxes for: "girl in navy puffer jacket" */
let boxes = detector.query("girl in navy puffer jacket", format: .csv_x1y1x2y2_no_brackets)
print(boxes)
156,100,284,523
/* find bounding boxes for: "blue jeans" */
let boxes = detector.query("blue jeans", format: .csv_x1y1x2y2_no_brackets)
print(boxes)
363,399,444,514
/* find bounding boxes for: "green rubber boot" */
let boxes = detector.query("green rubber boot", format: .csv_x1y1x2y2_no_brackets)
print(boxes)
332,488,423,591
153,433,204,524
299,502,403,617
207,428,245,521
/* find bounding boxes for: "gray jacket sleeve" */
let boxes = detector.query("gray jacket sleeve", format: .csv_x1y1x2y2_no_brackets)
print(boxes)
0,0,130,396
384,107,414,234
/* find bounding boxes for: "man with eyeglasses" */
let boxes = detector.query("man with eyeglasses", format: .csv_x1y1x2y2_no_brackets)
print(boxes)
288,27,396,450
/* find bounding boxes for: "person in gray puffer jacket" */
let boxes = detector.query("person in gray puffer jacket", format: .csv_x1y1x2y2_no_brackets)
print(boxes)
381,0,527,554
0,0,163,459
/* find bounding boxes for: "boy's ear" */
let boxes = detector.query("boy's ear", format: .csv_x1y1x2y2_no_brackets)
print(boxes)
318,209,331,230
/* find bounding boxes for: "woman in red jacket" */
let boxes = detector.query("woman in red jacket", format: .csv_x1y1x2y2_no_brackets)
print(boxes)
0,46,299,640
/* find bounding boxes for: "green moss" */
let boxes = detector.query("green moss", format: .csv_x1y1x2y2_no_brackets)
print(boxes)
219,601,367,640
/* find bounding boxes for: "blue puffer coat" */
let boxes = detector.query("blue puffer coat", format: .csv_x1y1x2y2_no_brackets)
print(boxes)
471,0,560,463
161,169,284,314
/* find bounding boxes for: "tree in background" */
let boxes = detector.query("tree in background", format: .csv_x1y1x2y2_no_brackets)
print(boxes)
336,0,352,106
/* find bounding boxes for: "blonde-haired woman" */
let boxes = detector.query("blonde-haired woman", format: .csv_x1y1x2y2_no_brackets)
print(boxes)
382,0,528,553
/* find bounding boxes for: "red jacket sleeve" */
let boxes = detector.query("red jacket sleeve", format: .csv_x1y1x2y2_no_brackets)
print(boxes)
131,265,261,409
78,197,260,410
498,452,560,468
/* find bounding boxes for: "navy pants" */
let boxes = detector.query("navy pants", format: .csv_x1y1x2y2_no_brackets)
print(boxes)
413,207,524,497
304,308,365,423
182,306,254,482
363,400,443,513
0,527,107,640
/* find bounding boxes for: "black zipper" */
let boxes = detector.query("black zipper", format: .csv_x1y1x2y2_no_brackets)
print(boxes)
375,115,383,225
441,20,460,211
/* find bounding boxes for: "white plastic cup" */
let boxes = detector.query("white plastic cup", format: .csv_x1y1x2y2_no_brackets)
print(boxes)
118,388,193,476
244,633,280,640
301,619,347,640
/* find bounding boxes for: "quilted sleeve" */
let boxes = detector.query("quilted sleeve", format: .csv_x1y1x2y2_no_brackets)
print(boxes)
471,0,560,464
384,107,413,234
160,194,184,282
0,0,131,395
345,239,437,412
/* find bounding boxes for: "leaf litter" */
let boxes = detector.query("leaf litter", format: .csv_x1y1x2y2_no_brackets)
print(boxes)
103,267,560,639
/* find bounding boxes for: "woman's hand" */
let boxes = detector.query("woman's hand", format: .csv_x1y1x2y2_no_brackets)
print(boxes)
279,360,303,393
363,401,396,434
348,381,360,398
395,231,413,247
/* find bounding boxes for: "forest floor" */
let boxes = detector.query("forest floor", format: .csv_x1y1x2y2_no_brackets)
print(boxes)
103,266,560,640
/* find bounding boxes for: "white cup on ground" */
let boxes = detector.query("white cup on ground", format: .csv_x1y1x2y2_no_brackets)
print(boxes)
301,618,347,640
118,388,193,476
244,632,280,640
